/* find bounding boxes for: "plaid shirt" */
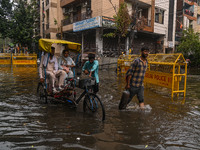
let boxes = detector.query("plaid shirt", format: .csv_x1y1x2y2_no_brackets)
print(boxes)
126,57,148,87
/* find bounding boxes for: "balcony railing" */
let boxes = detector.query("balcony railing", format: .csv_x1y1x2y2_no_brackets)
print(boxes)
137,17,151,27
62,12,92,26
144,18,151,27
62,18,72,26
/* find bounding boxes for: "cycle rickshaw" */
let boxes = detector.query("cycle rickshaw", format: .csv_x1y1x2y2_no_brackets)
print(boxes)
37,39,105,121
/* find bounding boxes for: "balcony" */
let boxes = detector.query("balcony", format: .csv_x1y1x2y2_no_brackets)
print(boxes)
184,0,196,5
60,0,76,7
184,9,197,20
184,9,194,16
141,18,153,32
62,18,72,26
62,12,92,26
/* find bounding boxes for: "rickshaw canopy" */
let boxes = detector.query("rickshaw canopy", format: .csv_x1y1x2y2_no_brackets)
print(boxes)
39,38,81,53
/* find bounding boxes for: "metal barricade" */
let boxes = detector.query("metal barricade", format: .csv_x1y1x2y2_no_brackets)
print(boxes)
0,53,11,65
117,53,187,101
12,53,37,67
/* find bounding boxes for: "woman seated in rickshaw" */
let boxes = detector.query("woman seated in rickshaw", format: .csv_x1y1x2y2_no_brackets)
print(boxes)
58,49,75,80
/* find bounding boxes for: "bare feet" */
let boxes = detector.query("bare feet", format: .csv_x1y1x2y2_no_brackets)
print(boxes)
139,102,145,109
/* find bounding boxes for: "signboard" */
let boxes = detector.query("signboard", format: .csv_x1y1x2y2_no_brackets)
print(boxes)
144,71,173,89
73,16,101,32
102,16,115,28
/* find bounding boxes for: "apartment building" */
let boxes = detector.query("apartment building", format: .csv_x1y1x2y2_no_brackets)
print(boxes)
40,0,177,55
175,0,200,47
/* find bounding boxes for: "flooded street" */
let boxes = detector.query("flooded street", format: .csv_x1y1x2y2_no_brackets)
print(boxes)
0,66,200,150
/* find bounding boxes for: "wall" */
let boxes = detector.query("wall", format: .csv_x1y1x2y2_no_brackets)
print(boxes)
139,0,151,5
154,0,169,48
91,0,119,18
102,0,119,17
193,5,200,33
91,0,103,17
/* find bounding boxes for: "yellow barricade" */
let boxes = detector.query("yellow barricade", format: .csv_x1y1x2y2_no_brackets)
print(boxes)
0,53,11,64
12,53,37,67
117,53,187,101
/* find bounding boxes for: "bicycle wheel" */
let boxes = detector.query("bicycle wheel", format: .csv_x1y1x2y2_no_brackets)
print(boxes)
83,93,105,121
37,83,47,104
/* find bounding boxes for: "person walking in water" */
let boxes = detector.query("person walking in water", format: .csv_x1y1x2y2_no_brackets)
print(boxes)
124,47,149,109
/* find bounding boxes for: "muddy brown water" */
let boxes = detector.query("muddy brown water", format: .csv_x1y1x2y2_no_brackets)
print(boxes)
0,66,199,150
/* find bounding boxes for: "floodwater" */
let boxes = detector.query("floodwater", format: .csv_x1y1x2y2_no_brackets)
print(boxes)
0,66,200,150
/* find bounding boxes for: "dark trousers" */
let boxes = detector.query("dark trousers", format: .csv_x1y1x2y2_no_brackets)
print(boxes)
93,83,99,94
127,86,144,104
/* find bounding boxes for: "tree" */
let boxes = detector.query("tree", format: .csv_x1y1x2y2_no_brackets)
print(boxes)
10,0,39,51
106,1,146,55
177,28,200,67
0,0,13,39
105,2,131,55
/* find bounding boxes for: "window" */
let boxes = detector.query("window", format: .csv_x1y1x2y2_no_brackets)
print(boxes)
189,20,193,28
155,8,165,24
197,14,200,25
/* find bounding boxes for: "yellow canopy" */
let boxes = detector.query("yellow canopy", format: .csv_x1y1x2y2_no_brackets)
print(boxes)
39,38,81,53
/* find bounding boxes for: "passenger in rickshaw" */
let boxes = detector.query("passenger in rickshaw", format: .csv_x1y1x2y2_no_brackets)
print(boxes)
58,49,75,80
39,46,66,93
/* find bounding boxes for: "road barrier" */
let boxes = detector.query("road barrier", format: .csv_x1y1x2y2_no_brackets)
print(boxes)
0,53,11,65
117,53,187,100
12,53,37,67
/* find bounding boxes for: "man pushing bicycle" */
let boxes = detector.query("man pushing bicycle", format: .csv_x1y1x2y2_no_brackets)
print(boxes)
82,53,99,94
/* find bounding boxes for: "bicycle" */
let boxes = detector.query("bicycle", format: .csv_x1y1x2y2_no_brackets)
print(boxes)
37,77,105,121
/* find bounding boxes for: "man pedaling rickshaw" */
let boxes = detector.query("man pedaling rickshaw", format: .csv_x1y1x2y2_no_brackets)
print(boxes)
82,53,99,94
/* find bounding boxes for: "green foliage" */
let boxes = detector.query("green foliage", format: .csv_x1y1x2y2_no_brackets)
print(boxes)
54,18,58,25
10,0,39,47
103,3,131,39
177,28,200,66
103,32,115,38
113,3,131,37
0,0,39,51
0,0,13,39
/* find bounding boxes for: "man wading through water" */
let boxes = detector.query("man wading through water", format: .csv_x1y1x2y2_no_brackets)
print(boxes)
122,47,149,109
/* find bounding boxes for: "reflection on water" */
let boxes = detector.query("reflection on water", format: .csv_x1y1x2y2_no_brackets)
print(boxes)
0,66,199,149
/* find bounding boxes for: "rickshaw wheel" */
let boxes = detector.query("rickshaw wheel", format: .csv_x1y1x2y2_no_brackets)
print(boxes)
37,82,48,104
83,93,105,121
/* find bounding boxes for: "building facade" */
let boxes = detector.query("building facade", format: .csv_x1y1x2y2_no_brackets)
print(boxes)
40,0,177,55
175,0,200,49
